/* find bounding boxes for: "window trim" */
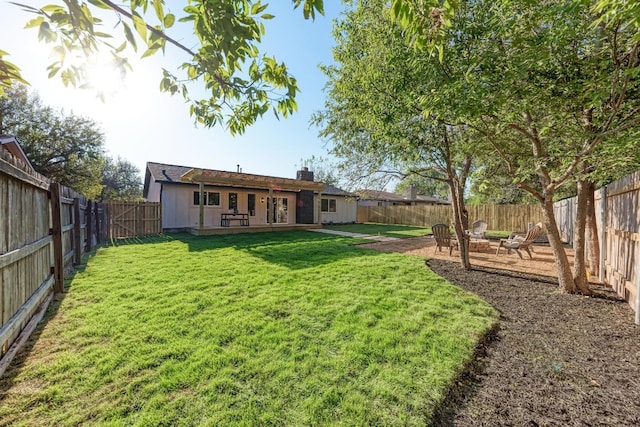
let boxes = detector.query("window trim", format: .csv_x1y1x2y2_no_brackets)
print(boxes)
321,198,337,213
193,190,221,207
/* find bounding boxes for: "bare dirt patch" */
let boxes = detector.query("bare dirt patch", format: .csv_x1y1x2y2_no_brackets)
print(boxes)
361,237,640,426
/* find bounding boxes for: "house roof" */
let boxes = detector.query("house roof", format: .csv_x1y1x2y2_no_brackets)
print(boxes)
144,161,325,197
0,135,35,173
357,189,450,205
323,183,356,197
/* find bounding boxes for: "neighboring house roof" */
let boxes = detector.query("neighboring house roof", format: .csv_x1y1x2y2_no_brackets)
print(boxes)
323,183,356,197
144,161,325,198
357,189,450,205
0,135,35,173
415,195,452,205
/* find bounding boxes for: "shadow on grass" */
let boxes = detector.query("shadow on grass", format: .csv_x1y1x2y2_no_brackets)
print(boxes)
0,249,93,395
107,234,177,247
325,223,432,238
171,230,383,270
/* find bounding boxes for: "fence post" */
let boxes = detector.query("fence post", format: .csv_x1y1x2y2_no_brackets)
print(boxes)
95,202,102,244
49,182,64,293
137,202,143,236
73,198,82,265
85,200,93,252
103,203,109,242
599,186,607,283
635,262,640,325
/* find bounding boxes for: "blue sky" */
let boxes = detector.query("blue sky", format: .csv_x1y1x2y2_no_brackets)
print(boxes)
2,1,346,181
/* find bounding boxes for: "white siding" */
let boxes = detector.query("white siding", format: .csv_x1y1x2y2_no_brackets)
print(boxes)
145,180,162,202
321,196,357,224
160,183,298,228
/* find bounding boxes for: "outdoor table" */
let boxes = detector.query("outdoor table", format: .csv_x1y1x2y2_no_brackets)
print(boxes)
221,213,250,227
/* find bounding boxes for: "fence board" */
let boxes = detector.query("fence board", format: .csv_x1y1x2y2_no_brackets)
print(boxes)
107,201,162,239
356,204,544,232
1,145,155,364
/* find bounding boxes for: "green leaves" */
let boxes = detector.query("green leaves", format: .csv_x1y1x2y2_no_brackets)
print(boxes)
0,50,29,97
4,0,329,133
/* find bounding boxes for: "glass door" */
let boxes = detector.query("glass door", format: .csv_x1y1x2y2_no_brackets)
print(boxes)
268,197,288,223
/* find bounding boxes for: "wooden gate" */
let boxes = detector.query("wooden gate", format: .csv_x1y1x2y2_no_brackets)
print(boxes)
107,201,162,239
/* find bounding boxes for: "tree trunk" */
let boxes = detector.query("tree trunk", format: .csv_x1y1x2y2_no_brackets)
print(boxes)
585,181,600,277
572,179,593,294
449,179,471,270
541,197,578,293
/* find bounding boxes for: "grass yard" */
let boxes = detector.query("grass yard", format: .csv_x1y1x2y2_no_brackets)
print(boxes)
325,222,512,240
0,231,496,426
323,222,433,238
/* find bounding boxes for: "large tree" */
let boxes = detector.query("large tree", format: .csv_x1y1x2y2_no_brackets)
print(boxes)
1,0,325,134
453,0,640,293
0,85,106,198
314,0,476,269
100,157,142,201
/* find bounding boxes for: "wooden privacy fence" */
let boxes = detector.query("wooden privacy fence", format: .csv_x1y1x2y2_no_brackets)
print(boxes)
554,172,640,323
0,148,161,370
357,204,544,232
1,149,109,363
107,200,161,239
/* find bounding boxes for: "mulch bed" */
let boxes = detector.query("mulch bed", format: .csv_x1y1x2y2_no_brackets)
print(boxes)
426,260,640,426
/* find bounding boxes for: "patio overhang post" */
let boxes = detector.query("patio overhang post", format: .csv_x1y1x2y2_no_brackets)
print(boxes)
199,182,204,229
268,187,273,224
599,186,607,282
316,192,322,225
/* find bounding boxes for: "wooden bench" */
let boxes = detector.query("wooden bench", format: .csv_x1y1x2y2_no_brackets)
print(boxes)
221,213,249,227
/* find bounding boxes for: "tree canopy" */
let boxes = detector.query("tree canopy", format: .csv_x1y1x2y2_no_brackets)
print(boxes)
317,0,640,289
0,85,142,199
1,0,325,134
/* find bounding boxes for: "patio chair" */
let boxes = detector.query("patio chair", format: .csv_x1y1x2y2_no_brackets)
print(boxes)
466,220,488,239
432,223,458,256
495,223,543,259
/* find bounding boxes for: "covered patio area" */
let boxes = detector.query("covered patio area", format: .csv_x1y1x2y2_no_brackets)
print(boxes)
189,223,322,235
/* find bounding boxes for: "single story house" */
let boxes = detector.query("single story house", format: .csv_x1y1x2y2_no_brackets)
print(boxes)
143,162,356,233
357,189,450,207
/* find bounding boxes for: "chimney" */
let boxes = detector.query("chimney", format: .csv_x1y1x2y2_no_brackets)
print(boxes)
406,184,417,200
296,166,314,181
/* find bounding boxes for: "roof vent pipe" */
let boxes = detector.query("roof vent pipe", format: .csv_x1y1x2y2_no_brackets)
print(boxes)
237,164,240,173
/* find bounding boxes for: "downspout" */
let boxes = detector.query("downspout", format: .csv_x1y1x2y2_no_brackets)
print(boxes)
599,186,606,283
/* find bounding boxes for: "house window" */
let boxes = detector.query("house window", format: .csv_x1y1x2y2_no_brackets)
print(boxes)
321,198,337,213
208,192,220,206
248,194,256,216
193,191,220,206
229,193,238,211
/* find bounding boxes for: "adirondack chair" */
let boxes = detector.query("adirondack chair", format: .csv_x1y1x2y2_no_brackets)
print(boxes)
432,223,458,256
495,223,543,259
466,220,488,239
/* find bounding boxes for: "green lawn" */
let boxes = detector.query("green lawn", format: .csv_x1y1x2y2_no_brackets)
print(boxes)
323,222,433,238
1,231,496,426
325,222,512,240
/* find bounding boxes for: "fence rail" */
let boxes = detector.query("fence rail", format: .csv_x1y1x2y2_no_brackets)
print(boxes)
0,148,160,368
357,204,545,232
